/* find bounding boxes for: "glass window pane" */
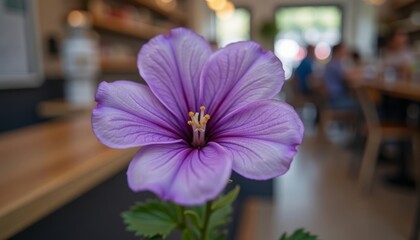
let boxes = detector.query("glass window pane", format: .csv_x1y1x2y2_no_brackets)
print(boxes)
216,8,251,47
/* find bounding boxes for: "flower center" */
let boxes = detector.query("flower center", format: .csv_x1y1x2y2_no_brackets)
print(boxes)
187,106,210,147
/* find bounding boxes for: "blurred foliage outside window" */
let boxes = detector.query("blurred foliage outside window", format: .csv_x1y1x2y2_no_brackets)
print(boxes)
275,6,342,79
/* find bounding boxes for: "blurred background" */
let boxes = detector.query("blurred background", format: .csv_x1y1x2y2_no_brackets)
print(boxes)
1,0,420,239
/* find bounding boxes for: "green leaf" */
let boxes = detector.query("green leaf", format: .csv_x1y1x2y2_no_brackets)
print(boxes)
208,204,233,234
213,230,228,240
212,186,240,211
184,206,205,239
147,236,163,240
122,200,178,238
189,205,206,225
200,185,240,239
184,210,203,228
280,233,287,240
279,228,318,240
178,187,239,240
181,229,195,240
170,202,184,225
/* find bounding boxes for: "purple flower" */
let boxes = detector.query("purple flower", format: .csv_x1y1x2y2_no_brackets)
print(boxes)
92,28,303,205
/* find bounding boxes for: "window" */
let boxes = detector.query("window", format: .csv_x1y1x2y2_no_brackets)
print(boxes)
275,6,343,79
216,8,251,47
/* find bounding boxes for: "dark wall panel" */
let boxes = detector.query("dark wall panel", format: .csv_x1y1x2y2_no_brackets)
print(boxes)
0,79,64,133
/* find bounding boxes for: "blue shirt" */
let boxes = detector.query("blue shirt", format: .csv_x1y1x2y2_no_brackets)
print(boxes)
324,59,346,99
294,57,313,94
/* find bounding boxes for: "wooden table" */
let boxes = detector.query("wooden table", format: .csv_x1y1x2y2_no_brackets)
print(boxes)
351,79,420,101
0,114,137,239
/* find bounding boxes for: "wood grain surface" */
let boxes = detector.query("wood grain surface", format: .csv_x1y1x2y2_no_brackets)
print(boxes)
0,114,137,239
351,79,420,101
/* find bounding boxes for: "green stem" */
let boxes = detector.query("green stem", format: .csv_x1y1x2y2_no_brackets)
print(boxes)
179,205,195,240
179,205,187,230
200,201,213,240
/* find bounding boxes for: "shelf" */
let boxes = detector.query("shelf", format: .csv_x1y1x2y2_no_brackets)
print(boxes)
100,58,138,73
131,0,187,24
92,13,169,39
389,18,420,34
38,99,93,118
407,26,420,34
392,0,418,11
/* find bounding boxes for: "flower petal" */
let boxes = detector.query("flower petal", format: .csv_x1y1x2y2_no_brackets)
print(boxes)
199,41,284,128
127,142,232,205
92,81,184,149
211,100,303,180
138,28,212,123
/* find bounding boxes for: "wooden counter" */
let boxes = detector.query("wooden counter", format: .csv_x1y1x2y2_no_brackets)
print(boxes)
0,114,137,239
351,79,420,101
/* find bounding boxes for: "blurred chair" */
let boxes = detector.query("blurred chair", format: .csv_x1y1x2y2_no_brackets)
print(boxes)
411,131,420,240
316,80,359,136
355,87,414,192
319,106,358,132
286,76,317,109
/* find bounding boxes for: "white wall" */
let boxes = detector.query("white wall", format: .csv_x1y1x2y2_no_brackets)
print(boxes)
190,0,214,39
192,0,378,57
353,0,378,58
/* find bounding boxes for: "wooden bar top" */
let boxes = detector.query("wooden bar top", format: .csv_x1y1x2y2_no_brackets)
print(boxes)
0,114,137,239
351,79,420,101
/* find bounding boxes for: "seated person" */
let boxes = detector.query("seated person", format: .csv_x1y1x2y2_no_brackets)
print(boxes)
323,43,356,109
294,45,315,95
349,51,364,79
380,29,413,122
382,29,413,81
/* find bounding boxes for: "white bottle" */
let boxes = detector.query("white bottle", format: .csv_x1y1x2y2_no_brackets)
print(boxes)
62,11,99,106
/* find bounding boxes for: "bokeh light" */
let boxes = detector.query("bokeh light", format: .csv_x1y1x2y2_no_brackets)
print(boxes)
155,0,177,10
296,47,307,61
315,42,331,60
216,1,235,20
275,39,300,59
68,11,86,28
207,0,227,11
364,0,386,5
275,39,300,79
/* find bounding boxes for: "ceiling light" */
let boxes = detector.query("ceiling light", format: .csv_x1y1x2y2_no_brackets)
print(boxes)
68,11,87,28
155,0,177,10
216,1,235,20
208,0,227,11
365,0,386,6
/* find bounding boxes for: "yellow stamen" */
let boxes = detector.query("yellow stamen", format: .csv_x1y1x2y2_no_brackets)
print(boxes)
192,113,200,126
188,106,211,147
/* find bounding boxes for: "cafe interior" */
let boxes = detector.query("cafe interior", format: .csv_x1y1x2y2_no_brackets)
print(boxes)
1,0,420,239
